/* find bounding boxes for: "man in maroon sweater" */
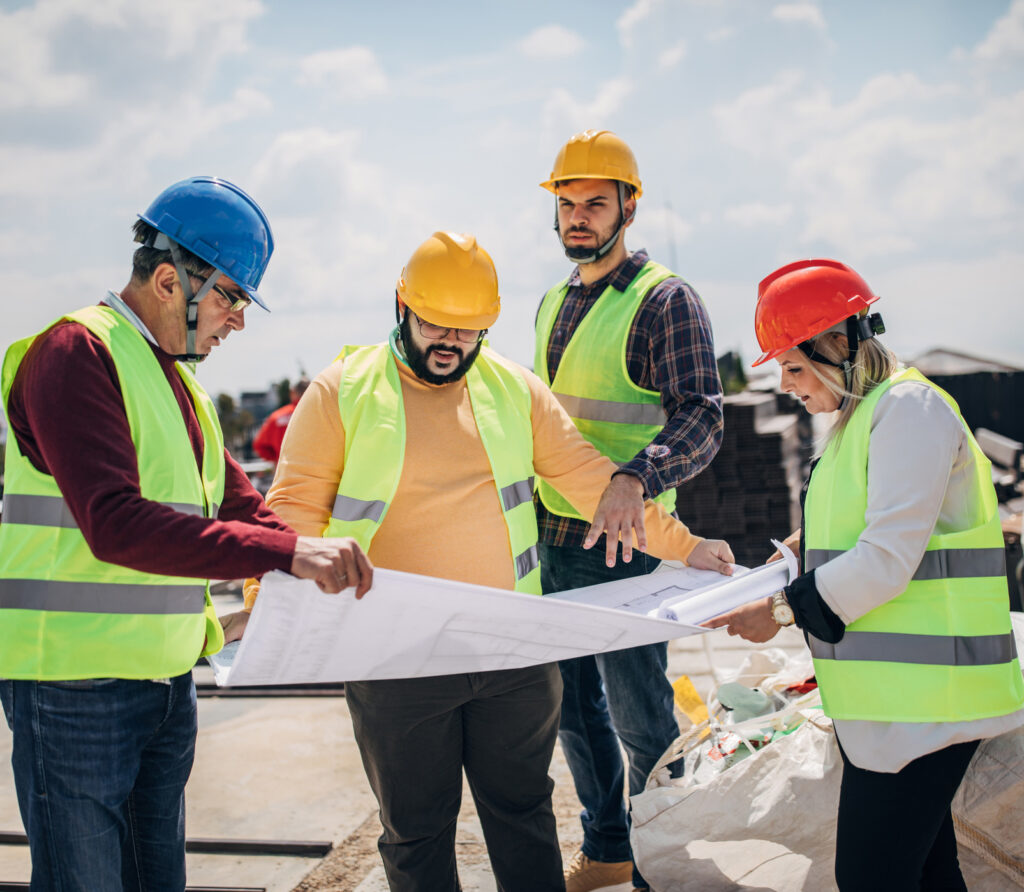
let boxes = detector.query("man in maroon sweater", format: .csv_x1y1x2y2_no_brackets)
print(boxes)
0,177,371,891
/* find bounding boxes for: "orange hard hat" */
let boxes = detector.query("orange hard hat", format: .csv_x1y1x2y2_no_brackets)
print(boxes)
396,232,501,330
752,259,879,366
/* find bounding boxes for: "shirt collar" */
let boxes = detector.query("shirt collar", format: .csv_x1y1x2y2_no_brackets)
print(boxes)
103,290,160,347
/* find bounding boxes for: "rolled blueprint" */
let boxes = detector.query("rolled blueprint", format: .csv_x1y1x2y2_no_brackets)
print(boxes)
652,540,798,624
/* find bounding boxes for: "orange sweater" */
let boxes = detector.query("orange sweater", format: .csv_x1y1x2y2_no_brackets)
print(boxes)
245,347,701,607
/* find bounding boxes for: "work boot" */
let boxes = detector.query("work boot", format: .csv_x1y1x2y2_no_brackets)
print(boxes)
564,850,634,891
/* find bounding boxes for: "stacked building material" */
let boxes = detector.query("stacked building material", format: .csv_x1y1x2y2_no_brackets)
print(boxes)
675,391,807,568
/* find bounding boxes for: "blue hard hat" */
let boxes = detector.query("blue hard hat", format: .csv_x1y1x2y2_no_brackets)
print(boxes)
139,176,274,309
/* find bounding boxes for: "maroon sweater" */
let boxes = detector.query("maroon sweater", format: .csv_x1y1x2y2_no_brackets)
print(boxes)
6,317,297,580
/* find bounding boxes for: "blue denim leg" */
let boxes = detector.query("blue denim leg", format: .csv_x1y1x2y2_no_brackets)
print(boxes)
540,541,677,880
1,674,197,892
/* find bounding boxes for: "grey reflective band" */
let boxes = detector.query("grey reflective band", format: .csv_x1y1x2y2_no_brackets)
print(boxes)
0,579,206,615
515,545,539,580
805,547,1005,579
553,393,665,426
2,494,78,528
809,630,1018,666
3,494,210,527
333,494,386,524
165,502,204,517
501,478,536,512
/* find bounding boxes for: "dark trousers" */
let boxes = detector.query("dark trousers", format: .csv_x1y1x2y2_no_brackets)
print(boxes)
540,542,678,889
835,737,979,891
345,664,565,892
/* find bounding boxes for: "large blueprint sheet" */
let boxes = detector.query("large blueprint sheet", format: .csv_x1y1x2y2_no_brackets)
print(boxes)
210,554,793,686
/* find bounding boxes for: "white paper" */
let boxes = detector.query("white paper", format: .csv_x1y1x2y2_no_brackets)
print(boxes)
653,540,797,623
210,552,792,686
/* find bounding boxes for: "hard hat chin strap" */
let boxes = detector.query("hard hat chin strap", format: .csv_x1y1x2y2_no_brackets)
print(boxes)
554,181,636,265
797,312,886,411
150,233,220,363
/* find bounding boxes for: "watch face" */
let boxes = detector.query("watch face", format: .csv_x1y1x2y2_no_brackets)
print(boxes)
772,594,795,626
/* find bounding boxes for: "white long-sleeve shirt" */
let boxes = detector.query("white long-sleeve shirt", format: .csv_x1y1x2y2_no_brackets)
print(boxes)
814,378,1024,772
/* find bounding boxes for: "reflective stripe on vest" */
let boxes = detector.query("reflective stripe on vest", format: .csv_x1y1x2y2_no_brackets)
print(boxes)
534,260,678,521
552,393,666,427
3,493,216,527
804,367,1024,723
806,547,1006,581
0,579,206,614
808,630,1018,666
326,343,542,594
0,305,227,680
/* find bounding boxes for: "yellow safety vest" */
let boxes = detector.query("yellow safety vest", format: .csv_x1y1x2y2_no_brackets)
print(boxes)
805,367,1024,722
0,306,226,679
325,343,542,594
534,260,678,520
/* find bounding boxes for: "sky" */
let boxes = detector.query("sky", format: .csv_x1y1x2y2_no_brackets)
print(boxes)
1,0,1023,404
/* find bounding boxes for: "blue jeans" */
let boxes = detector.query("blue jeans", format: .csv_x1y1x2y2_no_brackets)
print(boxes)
540,542,679,887
0,673,197,892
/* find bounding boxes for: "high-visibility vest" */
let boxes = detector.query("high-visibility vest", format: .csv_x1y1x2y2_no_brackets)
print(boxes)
0,306,227,679
805,367,1024,722
534,260,677,520
325,343,542,594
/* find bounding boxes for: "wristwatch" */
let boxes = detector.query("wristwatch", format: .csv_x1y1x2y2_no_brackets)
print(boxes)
770,590,795,627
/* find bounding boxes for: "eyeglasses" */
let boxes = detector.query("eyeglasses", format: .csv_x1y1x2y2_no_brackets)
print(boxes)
210,282,252,313
410,312,486,343
183,274,253,312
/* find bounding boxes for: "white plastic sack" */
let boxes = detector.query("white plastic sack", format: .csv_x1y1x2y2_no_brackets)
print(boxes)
951,612,1024,888
630,654,841,892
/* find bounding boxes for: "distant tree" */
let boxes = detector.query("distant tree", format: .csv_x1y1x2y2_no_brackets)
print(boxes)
215,393,255,457
275,377,291,408
717,351,748,395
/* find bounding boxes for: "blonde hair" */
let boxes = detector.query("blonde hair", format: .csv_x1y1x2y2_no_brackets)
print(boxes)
803,326,899,449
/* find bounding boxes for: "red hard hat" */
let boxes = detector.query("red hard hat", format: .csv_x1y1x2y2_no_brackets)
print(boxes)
752,259,879,366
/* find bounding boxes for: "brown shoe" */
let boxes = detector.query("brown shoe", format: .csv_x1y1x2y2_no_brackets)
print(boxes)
564,849,634,892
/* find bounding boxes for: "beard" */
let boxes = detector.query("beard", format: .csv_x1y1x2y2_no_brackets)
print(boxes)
560,219,623,262
400,314,482,385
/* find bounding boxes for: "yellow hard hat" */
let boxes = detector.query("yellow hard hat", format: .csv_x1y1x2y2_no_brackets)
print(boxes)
540,130,643,197
396,232,501,330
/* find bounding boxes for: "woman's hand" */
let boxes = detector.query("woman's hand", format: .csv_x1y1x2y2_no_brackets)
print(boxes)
767,528,801,563
702,596,781,642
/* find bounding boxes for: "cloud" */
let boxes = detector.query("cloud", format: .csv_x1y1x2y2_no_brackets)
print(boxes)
542,78,634,135
0,0,262,111
723,203,794,227
631,205,694,256
658,41,687,70
969,0,1024,63
297,47,388,100
617,0,662,49
771,3,826,30
710,67,1024,258
517,24,585,58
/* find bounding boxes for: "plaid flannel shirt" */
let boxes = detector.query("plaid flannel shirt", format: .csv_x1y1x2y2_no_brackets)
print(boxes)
536,249,724,548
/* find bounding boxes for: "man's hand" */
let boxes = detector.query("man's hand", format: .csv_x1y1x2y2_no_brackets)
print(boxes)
702,596,780,642
584,473,646,567
219,610,250,644
290,536,373,597
686,538,735,575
